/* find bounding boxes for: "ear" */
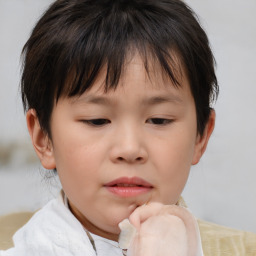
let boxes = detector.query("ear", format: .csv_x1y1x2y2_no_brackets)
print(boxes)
192,110,215,165
26,109,56,170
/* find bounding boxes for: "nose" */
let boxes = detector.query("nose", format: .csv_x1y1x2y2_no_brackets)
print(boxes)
109,125,148,164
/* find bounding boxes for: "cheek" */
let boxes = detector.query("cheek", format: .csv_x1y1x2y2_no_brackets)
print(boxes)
51,137,101,194
153,133,195,171
152,134,196,204
55,145,99,177
52,122,103,167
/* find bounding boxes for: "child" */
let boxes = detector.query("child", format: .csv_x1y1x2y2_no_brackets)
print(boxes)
1,0,255,255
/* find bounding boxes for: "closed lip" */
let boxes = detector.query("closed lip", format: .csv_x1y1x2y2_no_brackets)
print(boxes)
104,176,153,188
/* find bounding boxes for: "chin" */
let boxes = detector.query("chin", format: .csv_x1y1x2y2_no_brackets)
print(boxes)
110,205,135,224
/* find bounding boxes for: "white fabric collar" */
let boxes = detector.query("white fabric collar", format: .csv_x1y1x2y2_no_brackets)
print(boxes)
0,192,123,256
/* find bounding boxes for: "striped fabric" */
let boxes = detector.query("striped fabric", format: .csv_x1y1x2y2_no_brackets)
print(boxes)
198,219,256,256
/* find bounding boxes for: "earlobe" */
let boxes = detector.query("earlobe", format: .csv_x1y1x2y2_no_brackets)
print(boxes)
26,109,56,170
192,110,215,165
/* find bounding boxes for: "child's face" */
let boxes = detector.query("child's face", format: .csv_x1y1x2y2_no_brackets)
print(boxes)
29,55,214,241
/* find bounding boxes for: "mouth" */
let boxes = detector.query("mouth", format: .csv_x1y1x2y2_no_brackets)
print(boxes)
104,177,153,197
112,184,147,187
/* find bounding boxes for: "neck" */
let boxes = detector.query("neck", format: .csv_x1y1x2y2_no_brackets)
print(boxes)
69,201,119,242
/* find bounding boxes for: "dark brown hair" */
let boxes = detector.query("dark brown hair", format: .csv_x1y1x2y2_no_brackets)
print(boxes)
21,0,218,136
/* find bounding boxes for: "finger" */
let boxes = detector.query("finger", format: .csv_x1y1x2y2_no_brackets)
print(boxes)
129,202,163,229
131,215,188,256
158,205,200,255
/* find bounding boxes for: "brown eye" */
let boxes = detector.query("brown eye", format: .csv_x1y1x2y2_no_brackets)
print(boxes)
147,118,173,125
82,119,111,126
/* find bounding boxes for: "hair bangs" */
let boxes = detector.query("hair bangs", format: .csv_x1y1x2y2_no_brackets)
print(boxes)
54,2,182,101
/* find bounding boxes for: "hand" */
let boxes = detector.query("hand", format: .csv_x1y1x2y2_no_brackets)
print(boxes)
127,202,201,256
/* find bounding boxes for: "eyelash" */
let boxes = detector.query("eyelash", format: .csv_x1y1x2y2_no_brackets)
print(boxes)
146,118,173,126
82,119,111,126
81,118,173,127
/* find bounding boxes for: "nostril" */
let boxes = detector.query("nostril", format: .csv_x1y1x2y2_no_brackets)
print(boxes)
116,156,144,163
136,157,143,162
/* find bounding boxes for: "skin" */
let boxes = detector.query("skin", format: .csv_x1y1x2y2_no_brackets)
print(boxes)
129,202,200,255
27,55,215,242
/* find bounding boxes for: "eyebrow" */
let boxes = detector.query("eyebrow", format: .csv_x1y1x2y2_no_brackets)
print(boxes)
72,95,114,106
141,95,183,106
72,94,183,106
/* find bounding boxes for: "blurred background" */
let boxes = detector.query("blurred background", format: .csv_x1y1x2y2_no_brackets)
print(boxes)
0,0,255,233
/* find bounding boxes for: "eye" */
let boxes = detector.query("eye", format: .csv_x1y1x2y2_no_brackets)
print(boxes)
146,118,173,125
82,119,111,126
